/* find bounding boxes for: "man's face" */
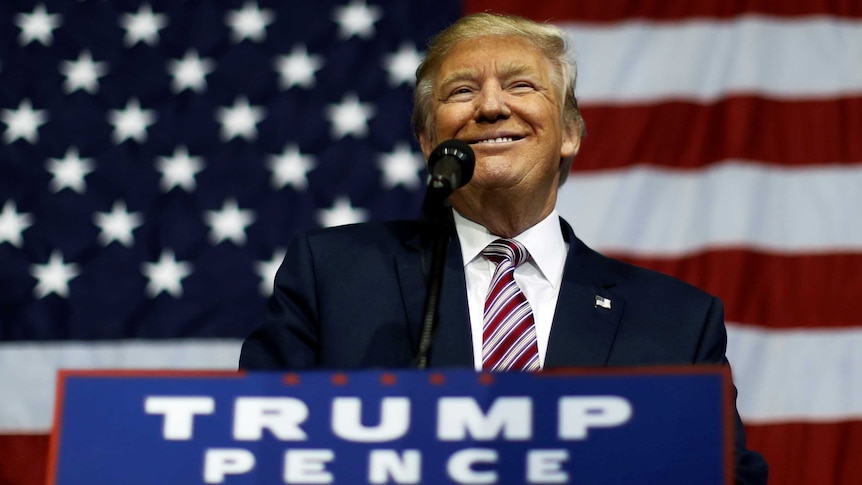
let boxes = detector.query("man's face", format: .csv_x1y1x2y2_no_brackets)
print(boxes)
420,35,580,198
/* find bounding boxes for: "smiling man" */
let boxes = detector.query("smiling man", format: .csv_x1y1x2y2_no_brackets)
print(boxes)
240,13,767,484
416,30,581,240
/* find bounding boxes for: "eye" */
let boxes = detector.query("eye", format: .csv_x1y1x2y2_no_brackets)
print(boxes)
509,81,535,92
446,86,475,100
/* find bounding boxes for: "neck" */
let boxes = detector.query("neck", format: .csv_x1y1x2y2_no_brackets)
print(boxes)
450,187,557,238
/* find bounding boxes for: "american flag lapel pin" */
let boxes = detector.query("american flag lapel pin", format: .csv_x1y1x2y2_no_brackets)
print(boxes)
595,295,612,309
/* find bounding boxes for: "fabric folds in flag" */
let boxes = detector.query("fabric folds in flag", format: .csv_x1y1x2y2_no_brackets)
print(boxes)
1,1,860,484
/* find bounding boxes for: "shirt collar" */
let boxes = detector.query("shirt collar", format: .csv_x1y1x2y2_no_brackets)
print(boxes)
453,209,567,288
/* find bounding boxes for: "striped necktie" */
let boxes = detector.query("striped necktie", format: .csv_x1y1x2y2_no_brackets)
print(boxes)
481,238,540,371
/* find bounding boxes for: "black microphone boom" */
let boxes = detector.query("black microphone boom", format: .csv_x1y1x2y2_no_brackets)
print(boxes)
422,140,475,219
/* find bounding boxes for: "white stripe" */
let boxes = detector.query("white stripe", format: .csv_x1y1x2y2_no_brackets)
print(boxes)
0,331,858,431
726,323,862,423
562,16,862,103
0,339,242,432
557,162,862,255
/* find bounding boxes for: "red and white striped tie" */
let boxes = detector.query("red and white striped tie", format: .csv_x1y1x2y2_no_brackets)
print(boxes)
481,239,540,371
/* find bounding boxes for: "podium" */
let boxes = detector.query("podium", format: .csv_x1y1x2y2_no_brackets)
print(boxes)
48,368,732,484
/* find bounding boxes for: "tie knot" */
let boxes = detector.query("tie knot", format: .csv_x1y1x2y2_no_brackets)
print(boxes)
482,238,529,267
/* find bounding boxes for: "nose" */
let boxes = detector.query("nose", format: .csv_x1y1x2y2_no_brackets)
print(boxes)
475,83,511,122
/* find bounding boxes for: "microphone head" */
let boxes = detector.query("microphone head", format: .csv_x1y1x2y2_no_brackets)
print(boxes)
428,139,475,188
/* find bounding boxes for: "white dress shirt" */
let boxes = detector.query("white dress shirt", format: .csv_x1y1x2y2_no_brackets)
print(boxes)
453,209,568,370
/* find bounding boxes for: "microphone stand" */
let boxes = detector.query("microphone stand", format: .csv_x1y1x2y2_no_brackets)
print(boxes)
413,139,474,369
414,187,451,369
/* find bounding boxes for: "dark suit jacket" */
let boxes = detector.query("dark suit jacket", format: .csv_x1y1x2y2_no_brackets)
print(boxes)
240,217,768,484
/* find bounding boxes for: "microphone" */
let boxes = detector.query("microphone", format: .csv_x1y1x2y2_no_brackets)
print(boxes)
426,139,475,196
416,140,474,369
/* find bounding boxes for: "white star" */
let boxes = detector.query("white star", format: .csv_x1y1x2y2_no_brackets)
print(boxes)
2,99,48,144
379,142,424,189
31,251,79,299
107,98,157,144
119,3,168,47
325,93,375,139
93,200,143,247
141,250,192,298
225,2,275,43
156,146,204,192
383,43,423,86
267,144,315,190
46,147,95,194
59,50,109,94
274,45,324,90
332,0,382,40
166,50,215,93
255,248,286,296
316,196,368,228
204,198,256,245
216,97,266,141
14,4,62,46
0,200,34,248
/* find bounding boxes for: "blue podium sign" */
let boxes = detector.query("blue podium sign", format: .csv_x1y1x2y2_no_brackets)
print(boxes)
48,368,731,485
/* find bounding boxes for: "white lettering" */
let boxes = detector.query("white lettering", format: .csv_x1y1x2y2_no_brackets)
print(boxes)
144,396,214,440
284,449,334,484
438,397,532,440
368,449,421,484
331,397,411,442
558,396,632,439
233,397,308,441
526,450,569,483
202,448,255,483
446,448,498,484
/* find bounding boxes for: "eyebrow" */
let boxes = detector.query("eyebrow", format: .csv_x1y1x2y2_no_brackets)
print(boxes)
438,63,541,91
438,70,478,92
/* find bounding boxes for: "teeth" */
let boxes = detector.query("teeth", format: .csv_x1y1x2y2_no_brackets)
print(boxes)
477,137,514,144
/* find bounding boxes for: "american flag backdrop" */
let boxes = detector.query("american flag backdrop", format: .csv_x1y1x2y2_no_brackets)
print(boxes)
0,1,860,484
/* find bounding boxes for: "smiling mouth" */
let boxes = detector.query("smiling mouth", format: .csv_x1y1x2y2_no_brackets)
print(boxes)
471,136,520,145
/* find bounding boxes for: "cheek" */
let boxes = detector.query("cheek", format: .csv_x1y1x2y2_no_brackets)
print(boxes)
532,106,562,133
434,106,471,134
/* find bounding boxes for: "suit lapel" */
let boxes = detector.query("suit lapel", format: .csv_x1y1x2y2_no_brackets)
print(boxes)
395,224,472,367
432,236,473,366
545,220,624,368
394,232,426,357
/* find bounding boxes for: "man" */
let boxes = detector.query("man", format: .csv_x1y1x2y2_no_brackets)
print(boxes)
240,13,767,484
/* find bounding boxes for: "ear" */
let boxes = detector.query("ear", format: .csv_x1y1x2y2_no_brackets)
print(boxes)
560,124,581,160
419,133,435,161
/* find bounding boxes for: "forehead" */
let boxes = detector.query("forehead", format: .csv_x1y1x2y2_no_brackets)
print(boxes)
435,35,551,83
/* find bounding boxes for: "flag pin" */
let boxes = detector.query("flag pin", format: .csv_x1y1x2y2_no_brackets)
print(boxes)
595,295,611,309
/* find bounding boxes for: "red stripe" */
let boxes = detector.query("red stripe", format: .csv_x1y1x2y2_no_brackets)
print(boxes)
572,96,862,170
464,0,862,21
745,421,862,485
613,250,862,328
0,434,48,485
